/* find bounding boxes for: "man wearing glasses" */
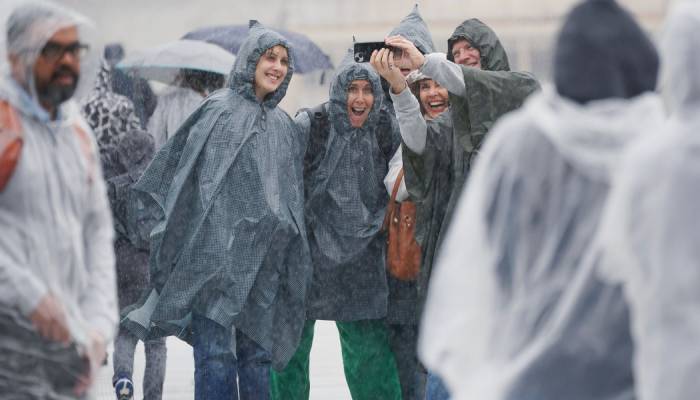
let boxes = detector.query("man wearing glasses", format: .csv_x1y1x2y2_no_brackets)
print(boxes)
0,2,117,398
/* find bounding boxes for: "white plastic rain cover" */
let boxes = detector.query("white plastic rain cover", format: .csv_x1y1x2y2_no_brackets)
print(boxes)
0,2,110,399
419,86,663,400
598,2,700,399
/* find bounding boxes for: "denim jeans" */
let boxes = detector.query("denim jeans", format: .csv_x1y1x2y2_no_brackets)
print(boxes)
426,373,451,400
112,327,167,399
192,314,271,400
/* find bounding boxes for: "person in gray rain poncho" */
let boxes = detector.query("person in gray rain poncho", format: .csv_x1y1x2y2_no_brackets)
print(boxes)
381,6,436,400
380,15,539,398
419,1,663,399
124,21,311,400
383,17,540,316
82,60,166,400
270,51,402,400
598,2,700,399
0,1,117,398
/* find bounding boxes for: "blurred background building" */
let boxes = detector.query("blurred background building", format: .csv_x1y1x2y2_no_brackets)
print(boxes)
54,0,673,112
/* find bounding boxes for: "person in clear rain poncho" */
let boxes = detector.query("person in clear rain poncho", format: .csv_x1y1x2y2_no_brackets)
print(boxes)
418,0,664,399
597,2,700,399
123,21,311,400
270,50,402,400
0,1,117,398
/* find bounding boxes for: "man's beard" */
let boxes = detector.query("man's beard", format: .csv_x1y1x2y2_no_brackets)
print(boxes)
37,66,79,108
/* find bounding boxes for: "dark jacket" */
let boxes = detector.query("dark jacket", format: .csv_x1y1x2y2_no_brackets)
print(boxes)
402,19,540,309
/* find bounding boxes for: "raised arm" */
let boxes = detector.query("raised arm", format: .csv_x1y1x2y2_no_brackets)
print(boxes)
384,35,466,97
370,47,428,154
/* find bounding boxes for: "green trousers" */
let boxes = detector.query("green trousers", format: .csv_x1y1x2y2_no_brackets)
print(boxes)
271,319,403,400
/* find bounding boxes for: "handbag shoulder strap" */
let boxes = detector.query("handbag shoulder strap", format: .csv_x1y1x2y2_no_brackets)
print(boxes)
390,168,405,203
383,167,405,230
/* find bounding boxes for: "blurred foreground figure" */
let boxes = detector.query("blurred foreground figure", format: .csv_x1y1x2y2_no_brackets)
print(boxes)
0,1,117,398
598,2,700,399
419,0,663,399
82,60,166,400
123,21,311,400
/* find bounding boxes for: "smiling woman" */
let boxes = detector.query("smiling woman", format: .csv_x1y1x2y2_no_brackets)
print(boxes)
254,45,289,102
416,78,448,120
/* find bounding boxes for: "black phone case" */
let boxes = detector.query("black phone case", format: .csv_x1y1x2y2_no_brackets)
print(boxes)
353,42,388,63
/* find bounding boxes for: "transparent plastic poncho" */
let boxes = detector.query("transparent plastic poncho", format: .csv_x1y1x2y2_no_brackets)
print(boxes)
0,2,107,399
597,2,700,399
418,86,664,400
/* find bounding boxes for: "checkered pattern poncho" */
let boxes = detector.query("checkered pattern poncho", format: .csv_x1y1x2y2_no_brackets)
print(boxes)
301,57,400,321
124,21,311,370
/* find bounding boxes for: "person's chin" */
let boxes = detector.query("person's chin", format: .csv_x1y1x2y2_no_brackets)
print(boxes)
42,84,77,106
349,116,366,128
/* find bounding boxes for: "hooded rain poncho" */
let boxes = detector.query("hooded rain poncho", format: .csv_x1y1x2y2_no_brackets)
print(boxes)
124,21,311,370
302,53,399,321
402,19,539,310
0,2,117,397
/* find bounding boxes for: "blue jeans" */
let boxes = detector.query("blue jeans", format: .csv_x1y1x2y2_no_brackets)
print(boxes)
426,373,451,400
192,314,271,400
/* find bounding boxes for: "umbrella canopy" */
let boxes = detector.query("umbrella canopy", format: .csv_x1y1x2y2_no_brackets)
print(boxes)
116,39,236,84
182,25,333,74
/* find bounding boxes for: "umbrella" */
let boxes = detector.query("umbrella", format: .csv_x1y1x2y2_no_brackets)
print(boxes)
116,39,236,84
182,25,333,74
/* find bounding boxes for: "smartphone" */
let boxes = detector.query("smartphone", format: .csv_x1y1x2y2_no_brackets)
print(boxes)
353,42,401,63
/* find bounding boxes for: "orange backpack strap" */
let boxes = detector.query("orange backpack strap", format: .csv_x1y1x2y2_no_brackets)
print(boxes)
72,123,96,185
0,100,23,192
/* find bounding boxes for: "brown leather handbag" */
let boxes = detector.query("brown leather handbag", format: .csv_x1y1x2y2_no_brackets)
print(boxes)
0,100,23,192
384,168,421,281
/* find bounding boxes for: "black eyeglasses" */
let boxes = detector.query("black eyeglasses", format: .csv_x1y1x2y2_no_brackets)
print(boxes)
40,41,90,63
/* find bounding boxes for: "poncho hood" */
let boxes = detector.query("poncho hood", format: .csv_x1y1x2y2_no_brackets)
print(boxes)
228,20,294,108
447,19,509,71
529,86,664,181
389,4,436,54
